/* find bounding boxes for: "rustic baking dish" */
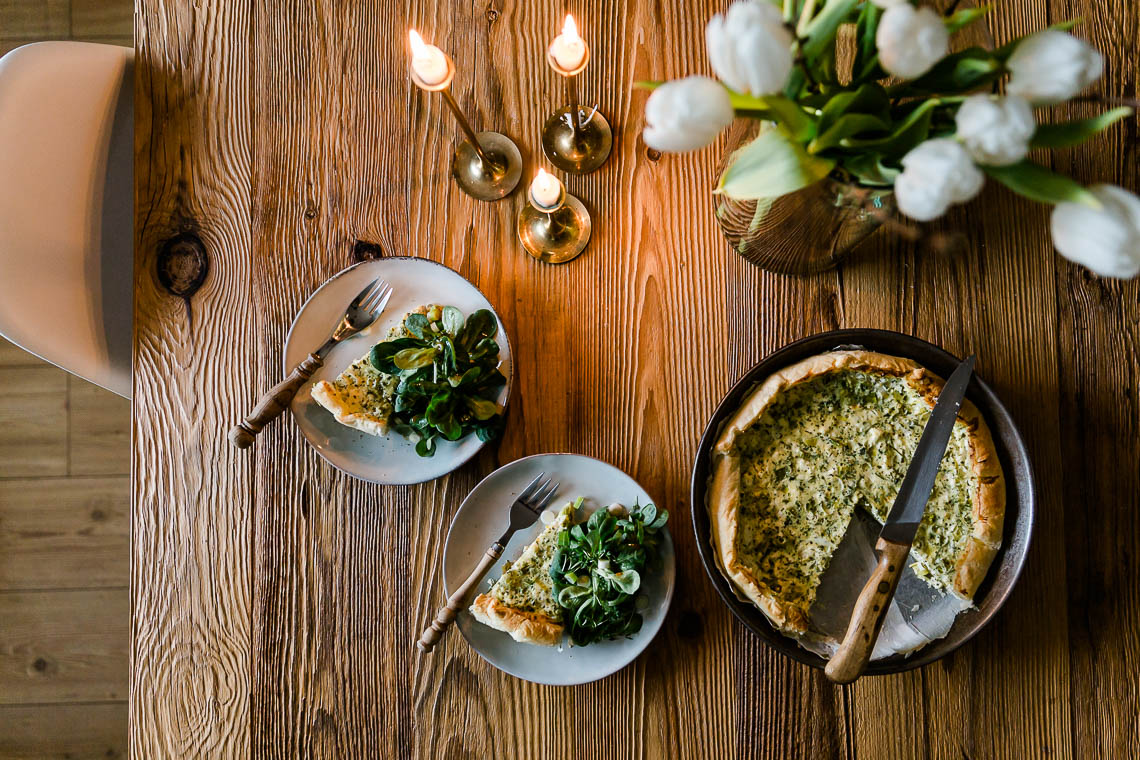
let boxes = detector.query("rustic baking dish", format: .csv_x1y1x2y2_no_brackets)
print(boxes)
690,329,1035,674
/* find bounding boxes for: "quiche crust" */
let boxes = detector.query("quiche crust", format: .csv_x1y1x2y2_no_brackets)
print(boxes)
311,375,391,436
468,594,563,646
708,350,1005,635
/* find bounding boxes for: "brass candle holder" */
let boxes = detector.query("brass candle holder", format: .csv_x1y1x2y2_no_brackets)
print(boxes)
411,53,522,201
517,174,592,264
542,41,612,175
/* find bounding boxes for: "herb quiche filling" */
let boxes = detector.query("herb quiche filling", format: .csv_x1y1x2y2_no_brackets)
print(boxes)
708,350,1005,638
486,507,567,623
733,369,975,613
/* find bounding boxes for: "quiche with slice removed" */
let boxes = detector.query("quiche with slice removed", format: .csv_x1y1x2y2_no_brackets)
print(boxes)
469,502,576,646
708,350,1005,637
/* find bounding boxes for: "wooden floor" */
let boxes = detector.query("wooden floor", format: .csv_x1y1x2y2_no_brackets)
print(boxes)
0,7,132,759
0,337,130,759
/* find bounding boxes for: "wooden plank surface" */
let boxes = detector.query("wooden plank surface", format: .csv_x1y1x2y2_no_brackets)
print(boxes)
0,703,127,760
0,477,129,591
130,1,1140,758
0,589,128,704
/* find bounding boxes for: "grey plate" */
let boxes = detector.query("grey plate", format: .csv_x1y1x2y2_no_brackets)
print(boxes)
690,329,1035,675
444,453,676,685
284,257,512,485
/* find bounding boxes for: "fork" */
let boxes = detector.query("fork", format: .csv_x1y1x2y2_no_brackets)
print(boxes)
228,278,393,449
417,472,560,653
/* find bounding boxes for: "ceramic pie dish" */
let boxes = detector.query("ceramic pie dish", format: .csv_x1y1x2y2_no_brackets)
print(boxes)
690,329,1035,674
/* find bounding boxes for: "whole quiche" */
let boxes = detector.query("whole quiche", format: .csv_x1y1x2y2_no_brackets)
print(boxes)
707,350,1005,636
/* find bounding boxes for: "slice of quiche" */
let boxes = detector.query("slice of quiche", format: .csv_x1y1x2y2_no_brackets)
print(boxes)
310,306,429,436
469,501,575,646
707,350,1005,637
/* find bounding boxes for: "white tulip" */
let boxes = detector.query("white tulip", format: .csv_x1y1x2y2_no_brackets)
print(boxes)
894,139,985,222
1051,185,1140,279
705,0,794,96
876,5,949,80
954,95,1035,166
1007,31,1103,105
643,76,735,153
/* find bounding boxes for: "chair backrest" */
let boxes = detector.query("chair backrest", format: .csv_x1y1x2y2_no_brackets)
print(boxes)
0,41,133,398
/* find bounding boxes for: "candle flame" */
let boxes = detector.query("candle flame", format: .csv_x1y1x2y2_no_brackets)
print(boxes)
408,29,428,57
562,14,579,41
536,167,550,181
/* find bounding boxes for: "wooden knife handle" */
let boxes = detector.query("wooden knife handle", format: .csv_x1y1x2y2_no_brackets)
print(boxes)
228,353,323,449
825,537,911,684
417,543,504,653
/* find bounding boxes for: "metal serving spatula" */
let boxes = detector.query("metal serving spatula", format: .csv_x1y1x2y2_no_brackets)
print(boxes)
825,355,976,684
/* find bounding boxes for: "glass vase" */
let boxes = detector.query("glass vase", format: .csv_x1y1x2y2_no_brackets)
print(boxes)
713,122,895,276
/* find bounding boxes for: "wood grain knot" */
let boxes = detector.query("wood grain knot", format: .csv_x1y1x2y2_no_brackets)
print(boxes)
32,657,50,672
677,610,703,640
353,239,385,262
646,148,661,162
156,233,209,298
484,4,500,23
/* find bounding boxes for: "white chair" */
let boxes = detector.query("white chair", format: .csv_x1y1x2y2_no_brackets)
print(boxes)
0,41,133,398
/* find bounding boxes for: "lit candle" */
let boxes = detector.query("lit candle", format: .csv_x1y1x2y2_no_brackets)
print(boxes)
549,14,587,72
408,29,449,86
530,168,563,208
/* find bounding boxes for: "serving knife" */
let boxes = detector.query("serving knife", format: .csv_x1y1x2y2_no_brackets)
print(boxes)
825,355,976,684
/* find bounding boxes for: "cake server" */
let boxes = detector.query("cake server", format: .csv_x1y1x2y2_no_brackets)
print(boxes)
825,354,976,683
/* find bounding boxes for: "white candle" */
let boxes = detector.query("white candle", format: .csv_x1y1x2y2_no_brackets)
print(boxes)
530,168,562,208
408,29,449,86
549,14,587,72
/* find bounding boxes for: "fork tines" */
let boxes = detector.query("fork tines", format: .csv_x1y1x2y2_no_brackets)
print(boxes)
517,472,560,513
356,279,393,315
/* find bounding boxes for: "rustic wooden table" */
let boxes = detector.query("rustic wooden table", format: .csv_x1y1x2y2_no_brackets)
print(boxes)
131,0,1138,757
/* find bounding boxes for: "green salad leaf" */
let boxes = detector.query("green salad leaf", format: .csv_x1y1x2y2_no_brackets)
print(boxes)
549,502,669,646
369,306,506,457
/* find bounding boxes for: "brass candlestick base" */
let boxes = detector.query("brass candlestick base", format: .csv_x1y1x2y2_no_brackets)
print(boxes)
452,131,522,201
517,193,591,264
541,106,612,175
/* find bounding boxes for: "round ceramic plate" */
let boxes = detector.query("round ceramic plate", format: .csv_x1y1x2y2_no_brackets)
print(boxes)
444,454,676,685
285,258,512,485
691,329,1035,674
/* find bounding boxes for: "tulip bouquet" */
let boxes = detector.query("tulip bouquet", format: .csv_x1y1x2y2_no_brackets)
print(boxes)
641,0,1139,278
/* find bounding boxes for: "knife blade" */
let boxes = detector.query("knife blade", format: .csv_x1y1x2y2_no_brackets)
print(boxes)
825,354,976,683
879,354,976,545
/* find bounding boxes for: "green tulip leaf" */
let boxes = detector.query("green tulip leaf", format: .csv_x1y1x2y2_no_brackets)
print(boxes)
840,99,938,159
852,3,882,83
715,127,835,200
800,0,860,63
944,5,991,35
1030,107,1134,148
983,161,1100,207
809,113,891,154
818,84,891,132
840,154,900,187
727,91,816,141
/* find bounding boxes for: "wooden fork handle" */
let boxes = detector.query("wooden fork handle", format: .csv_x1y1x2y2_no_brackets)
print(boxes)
417,543,504,653
825,537,911,684
228,353,323,449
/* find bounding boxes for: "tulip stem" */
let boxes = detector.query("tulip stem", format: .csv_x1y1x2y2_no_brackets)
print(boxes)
796,0,818,37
